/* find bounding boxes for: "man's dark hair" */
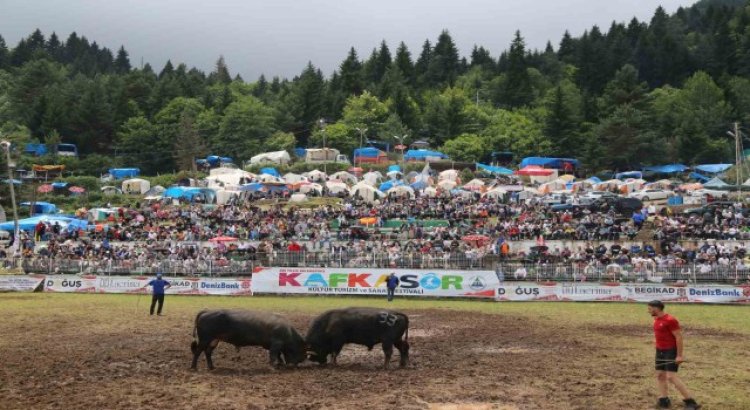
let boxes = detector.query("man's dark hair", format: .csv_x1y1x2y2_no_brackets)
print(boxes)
647,300,665,310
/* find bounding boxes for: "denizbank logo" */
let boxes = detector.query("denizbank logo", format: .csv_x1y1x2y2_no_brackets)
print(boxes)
277,272,466,290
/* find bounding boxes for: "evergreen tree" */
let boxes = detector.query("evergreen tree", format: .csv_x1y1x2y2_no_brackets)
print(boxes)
414,39,432,87
393,42,414,85
159,60,175,79
339,47,363,95
495,31,533,108
213,55,232,84
426,30,460,87
0,35,8,69
115,46,131,73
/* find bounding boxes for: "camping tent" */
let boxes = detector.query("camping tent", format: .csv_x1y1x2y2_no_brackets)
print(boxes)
387,185,415,198
438,169,459,181
299,183,323,195
249,151,291,165
704,177,729,189
519,157,580,170
475,163,513,175
695,164,732,174
350,183,385,203
20,202,57,215
164,187,216,203
483,188,507,199
403,149,448,161
362,171,382,186
329,171,357,184
260,167,281,177
283,173,308,184
643,164,688,174
463,179,485,191
353,147,387,164
0,215,87,232
108,168,140,180
122,178,151,195
305,169,327,182
325,181,348,194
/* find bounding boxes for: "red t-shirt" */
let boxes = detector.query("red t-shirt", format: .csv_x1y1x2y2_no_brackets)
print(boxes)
653,314,680,350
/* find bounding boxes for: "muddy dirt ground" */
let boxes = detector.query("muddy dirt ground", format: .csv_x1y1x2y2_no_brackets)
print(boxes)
0,296,741,409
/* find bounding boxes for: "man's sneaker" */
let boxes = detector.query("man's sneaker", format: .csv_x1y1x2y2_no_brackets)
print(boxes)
657,397,671,408
683,399,701,409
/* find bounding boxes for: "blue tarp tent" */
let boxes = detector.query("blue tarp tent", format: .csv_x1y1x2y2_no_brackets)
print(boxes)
164,187,216,203
260,167,280,177
205,155,233,166
24,143,48,156
519,157,580,169
410,180,428,190
0,215,88,232
403,149,448,161
108,168,140,179
387,165,401,173
643,164,688,174
695,164,732,174
586,176,602,184
379,180,404,191
293,148,307,158
353,147,382,158
239,183,263,192
615,171,643,180
690,172,710,183
476,163,513,175
51,182,69,189
20,202,58,215
239,183,288,194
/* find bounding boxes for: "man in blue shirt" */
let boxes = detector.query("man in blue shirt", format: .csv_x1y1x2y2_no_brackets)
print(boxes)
386,273,400,302
145,273,171,316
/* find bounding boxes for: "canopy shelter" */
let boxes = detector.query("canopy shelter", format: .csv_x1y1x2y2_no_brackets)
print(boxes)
695,164,732,174
108,168,140,180
642,164,688,174
519,157,580,170
476,163,513,175
703,177,729,189
259,167,281,177
164,187,217,203
403,149,448,161
20,201,57,215
0,215,87,232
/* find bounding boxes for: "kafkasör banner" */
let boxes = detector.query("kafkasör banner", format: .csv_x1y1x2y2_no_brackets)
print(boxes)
251,267,499,298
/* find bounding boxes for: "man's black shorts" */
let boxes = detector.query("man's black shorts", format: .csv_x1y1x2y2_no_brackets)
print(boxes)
655,348,679,372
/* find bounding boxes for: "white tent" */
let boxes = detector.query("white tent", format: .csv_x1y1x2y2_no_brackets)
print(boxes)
100,186,122,196
299,183,323,195
452,189,474,198
704,177,729,189
362,171,383,186
387,185,415,198
438,169,459,182
249,150,291,165
483,188,507,199
305,169,327,182
423,186,439,198
257,174,285,184
437,180,458,190
329,171,357,184
325,181,349,194
143,185,165,197
122,178,151,195
216,190,240,205
283,173,308,184
289,193,308,202
463,179,485,191
350,183,385,203
207,168,254,185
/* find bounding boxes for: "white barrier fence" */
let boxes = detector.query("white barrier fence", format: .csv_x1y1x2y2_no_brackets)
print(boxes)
496,283,750,303
1,272,748,303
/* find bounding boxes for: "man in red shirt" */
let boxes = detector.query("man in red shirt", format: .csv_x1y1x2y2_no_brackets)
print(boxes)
648,300,701,409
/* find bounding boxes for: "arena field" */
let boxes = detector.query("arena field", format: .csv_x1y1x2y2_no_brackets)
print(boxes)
0,294,747,410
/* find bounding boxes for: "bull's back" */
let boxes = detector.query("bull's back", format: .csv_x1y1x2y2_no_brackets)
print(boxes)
196,309,294,347
322,307,408,344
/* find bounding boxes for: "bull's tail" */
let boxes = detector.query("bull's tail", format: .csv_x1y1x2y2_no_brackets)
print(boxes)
403,315,409,342
193,309,208,340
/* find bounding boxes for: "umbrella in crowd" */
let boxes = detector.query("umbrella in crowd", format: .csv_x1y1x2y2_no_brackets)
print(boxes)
37,184,53,193
69,186,86,194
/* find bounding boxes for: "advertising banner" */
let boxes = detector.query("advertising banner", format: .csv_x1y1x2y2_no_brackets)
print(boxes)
496,284,558,301
166,277,252,296
687,286,750,304
97,276,150,294
625,285,690,303
44,275,98,293
0,275,44,292
251,268,499,298
557,284,626,302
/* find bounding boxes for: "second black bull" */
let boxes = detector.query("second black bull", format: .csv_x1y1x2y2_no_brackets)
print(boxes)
306,307,410,369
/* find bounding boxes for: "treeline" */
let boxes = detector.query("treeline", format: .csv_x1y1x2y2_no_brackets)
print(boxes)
1,0,749,174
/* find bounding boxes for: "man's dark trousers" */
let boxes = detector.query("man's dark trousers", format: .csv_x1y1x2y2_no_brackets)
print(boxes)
150,294,165,315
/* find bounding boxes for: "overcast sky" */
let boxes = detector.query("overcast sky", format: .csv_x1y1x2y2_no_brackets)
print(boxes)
1,0,694,80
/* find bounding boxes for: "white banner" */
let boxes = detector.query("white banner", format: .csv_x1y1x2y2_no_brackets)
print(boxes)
0,275,44,292
496,284,559,301
44,275,98,293
166,277,252,296
557,284,626,302
97,276,150,294
625,285,690,302
251,268,498,298
687,286,750,304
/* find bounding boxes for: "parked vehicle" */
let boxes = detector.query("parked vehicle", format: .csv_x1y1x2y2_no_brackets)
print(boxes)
683,201,747,217
629,189,673,201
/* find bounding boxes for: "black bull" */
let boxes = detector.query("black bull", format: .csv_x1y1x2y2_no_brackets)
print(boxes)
190,309,306,370
306,307,410,368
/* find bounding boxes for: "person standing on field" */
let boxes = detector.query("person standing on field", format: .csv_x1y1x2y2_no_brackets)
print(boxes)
386,272,399,302
145,273,171,316
648,300,701,409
